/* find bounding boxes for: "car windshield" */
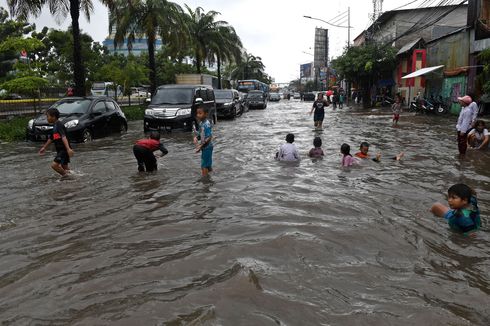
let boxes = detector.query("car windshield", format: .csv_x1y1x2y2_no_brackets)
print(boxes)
214,91,233,100
152,88,193,105
248,93,263,99
92,83,106,90
52,100,91,114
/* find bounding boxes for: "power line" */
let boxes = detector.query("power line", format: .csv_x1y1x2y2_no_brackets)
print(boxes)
330,12,348,25
386,0,468,45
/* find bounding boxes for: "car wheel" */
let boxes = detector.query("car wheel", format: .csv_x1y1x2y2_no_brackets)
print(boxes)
213,112,217,125
82,129,93,143
120,121,128,133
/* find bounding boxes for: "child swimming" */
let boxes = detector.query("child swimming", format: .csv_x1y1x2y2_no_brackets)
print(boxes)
431,184,481,234
308,137,324,158
340,143,358,167
354,142,403,162
276,133,300,161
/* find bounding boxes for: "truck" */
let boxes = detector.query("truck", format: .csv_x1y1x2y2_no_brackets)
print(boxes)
176,74,218,89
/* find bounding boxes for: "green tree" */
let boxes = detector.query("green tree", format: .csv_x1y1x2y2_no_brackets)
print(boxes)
182,5,243,88
230,52,271,84
107,0,185,95
332,43,397,108
7,0,96,96
1,75,48,96
0,6,36,80
31,28,108,87
208,25,242,89
478,48,490,95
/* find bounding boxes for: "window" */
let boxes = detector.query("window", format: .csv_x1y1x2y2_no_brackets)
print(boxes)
106,101,116,111
416,52,422,61
207,89,215,101
198,89,208,101
92,102,107,114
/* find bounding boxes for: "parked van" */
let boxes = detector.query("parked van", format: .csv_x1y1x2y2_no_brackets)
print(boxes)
91,82,123,98
144,84,217,132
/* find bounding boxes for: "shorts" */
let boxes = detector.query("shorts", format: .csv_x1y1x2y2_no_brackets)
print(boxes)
133,145,157,172
201,145,213,169
393,114,400,121
54,150,70,165
314,111,325,122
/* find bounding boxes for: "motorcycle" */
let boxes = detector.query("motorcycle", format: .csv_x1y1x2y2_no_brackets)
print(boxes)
427,95,449,115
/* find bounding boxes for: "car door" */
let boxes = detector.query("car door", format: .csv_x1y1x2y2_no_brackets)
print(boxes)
89,101,110,138
105,100,120,133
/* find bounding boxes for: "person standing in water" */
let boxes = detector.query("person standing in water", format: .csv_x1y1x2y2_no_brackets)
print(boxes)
194,106,214,177
391,94,402,126
455,96,473,157
309,93,328,129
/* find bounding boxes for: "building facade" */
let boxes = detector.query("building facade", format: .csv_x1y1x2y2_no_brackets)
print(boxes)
102,26,163,56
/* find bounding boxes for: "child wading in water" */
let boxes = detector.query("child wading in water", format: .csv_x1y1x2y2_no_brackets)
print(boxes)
38,108,74,176
194,106,214,176
340,143,359,167
133,132,168,172
308,137,324,158
309,93,328,129
276,133,300,161
431,184,481,235
391,95,402,126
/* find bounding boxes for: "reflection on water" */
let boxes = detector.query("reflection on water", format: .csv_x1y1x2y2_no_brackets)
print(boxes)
0,102,489,325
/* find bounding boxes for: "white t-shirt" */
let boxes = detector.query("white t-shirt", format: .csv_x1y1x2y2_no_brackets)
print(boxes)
277,143,300,161
468,129,490,142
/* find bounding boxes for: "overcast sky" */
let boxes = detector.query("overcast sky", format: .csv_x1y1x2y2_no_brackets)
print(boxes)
0,0,461,83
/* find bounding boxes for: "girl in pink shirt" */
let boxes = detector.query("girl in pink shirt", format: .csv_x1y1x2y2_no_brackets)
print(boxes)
341,143,359,167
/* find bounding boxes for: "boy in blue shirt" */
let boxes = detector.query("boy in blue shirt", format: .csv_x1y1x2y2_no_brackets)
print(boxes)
193,106,213,177
431,184,481,234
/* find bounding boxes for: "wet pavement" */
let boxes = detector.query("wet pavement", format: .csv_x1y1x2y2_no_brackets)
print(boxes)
0,100,489,325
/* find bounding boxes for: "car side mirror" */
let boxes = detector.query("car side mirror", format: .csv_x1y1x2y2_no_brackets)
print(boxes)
195,97,203,104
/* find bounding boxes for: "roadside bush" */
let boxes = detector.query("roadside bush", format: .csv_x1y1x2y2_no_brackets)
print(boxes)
0,117,29,142
122,105,145,121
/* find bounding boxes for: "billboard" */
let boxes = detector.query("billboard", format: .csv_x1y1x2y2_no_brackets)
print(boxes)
300,63,312,78
314,28,329,69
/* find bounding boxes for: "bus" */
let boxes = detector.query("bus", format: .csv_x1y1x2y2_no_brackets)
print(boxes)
237,80,270,94
91,82,123,98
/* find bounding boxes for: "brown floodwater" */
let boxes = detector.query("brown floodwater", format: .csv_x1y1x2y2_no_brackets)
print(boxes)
0,101,489,325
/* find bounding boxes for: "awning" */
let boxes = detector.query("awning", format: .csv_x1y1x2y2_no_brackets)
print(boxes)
401,65,444,79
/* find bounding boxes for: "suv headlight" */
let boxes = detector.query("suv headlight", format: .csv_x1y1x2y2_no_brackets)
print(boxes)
145,109,155,116
28,119,34,129
64,120,79,128
177,108,191,116
224,102,233,106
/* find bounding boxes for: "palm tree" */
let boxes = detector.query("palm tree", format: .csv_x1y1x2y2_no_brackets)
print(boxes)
107,0,184,95
231,52,266,81
208,25,242,89
7,0,93,96
183,5,242,80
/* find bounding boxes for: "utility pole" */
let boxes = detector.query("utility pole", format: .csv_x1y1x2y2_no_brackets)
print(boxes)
347,7,351,48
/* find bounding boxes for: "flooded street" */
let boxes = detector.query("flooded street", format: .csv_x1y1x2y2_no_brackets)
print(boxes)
1,100,489,325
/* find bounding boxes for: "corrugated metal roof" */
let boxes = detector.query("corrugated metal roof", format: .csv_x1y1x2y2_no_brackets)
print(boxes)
396,38,423,55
